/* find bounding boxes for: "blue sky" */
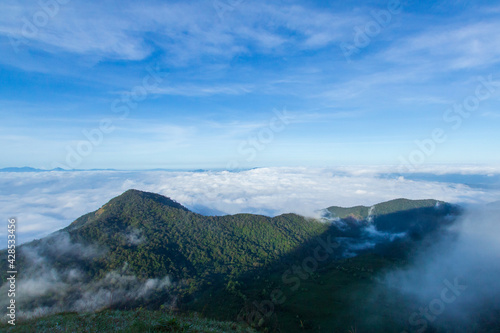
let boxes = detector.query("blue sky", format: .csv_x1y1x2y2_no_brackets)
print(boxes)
1,0,500,170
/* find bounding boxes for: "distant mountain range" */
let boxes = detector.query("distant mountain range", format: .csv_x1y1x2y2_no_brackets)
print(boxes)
2,189,496,332
0,167,116,172
0,167,246,172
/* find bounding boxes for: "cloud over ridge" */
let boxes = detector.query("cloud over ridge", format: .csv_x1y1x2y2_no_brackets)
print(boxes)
1,167,499,248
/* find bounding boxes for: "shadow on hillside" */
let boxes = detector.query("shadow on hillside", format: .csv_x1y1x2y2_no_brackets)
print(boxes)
0,193,462,332
186,204,461,332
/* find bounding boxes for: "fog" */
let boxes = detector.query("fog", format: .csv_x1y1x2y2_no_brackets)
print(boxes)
0,231,173,320
368,202,500,332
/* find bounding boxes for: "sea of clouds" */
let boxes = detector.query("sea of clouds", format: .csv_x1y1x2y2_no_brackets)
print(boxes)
364,201,500,332
1,166,499,248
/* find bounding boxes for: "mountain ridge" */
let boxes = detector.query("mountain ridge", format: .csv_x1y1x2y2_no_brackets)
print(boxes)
0,189,464,332
325,198,444,220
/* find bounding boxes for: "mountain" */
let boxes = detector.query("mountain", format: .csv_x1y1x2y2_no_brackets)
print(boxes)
0,190,467,332
0,166,50,172
324,198,458,236
0,167,118,172
63,189,329,281
324,198,443,219
2,309,257,333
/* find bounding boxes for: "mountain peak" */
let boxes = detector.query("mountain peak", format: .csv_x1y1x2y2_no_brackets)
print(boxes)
68,189,190,230
110,189,190,212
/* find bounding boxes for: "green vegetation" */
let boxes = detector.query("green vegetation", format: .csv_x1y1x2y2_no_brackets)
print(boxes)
65,190,328,282
326,198,443,219
325,205,371,220
255,254,403,332
0,190,466,332
0,309,257,332
373,198,444,217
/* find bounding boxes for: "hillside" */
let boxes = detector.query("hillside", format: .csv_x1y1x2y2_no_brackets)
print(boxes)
63,189,329,281
325,198,443,219
0,190,464,332
0,309,257,333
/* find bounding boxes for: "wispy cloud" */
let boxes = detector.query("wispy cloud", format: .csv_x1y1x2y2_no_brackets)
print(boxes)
0,1,150,60
1,1,500,169
0,1,356,65
381,21,500,71
150,84,253,97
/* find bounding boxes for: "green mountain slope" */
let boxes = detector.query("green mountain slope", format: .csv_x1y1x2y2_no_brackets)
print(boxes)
64,189,328,281
0,309,257,333
325,198,443,219
0,190,464,332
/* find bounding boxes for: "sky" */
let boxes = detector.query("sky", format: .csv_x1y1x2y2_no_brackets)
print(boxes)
1,0,500,170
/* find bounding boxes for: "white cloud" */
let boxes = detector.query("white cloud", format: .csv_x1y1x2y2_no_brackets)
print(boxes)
373,203,500,331
0,0,356,65
0,1,150,60
382,21,500,71
1,167,499,248
0,232,172,318
150,83,253,97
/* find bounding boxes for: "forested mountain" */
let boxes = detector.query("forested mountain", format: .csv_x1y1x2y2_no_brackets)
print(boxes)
64,189,329,281
325,198,442,219
2,189,488,332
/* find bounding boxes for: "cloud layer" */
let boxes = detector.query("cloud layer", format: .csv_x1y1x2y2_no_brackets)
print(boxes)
367,202,500,331
1,167,499,248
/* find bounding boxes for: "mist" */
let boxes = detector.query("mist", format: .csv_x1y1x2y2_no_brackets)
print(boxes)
0,231,174,321
367,202,500,332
